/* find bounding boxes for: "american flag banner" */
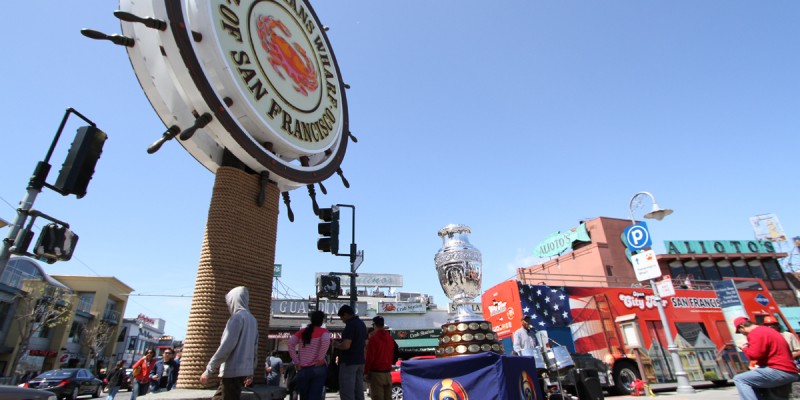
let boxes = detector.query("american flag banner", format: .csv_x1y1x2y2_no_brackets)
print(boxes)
518,284,573,328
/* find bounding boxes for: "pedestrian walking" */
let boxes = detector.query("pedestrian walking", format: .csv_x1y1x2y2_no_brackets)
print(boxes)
333,305,367,400
150,347,179,392
105,360,126,400
199,286,259,400
129,348,156,400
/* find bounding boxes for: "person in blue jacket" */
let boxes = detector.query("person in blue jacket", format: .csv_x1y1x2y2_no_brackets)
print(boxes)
150,348,180,392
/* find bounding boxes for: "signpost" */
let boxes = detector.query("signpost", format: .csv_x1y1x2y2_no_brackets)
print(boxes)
632,249,661,281
623,222,652,252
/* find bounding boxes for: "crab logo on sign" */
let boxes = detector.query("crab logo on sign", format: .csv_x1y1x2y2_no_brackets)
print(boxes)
117,0,349,191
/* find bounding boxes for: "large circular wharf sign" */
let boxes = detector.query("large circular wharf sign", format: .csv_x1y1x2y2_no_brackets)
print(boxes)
119,0,349,191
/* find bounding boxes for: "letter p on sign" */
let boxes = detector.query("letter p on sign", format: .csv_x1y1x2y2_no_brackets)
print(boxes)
624,222,652,252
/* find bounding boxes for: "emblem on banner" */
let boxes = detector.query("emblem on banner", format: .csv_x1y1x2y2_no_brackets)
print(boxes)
429,378,469,400
519,370,539,400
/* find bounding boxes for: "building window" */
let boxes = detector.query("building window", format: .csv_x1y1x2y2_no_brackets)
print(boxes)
0,302,11,334
717,260,734,278
0,259,43,288
763,260,783,280
669,261,685,278
684,261,701,280
748,260,766,280
77,293,94,313
732,260,749,277
35,324,51,338
605,265,613,276
68,321,83,343
701,260,719,281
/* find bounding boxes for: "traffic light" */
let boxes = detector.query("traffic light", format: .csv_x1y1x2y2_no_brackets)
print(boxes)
317,206,339,254
33,223,78,263
54,125,107,198
318,274,341,298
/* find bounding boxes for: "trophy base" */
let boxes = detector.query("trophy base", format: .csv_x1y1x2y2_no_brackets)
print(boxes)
436,320,504,358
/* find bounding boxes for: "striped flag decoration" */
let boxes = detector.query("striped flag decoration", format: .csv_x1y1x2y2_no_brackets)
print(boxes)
518,284,573,328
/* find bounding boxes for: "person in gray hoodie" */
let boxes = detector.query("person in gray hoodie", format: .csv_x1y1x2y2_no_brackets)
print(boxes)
200,286,259,400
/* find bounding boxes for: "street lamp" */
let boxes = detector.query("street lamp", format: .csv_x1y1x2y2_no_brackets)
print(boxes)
628,191,695,395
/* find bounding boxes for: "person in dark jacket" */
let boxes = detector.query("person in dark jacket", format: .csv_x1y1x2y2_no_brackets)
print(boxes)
105,360,127,400
150,348,180,392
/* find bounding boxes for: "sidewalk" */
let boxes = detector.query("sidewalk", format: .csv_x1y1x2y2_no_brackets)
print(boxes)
132,381,738,399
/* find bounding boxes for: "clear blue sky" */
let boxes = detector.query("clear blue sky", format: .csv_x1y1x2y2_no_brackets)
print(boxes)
2,2,798,340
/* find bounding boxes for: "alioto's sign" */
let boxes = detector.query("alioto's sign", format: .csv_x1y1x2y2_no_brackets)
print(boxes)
665,240,776,255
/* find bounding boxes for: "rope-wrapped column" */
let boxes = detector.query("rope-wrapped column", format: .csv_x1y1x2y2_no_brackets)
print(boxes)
177,167,278,389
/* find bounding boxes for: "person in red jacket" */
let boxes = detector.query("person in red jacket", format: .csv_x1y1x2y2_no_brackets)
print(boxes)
364,316,396,400
732,316,800,400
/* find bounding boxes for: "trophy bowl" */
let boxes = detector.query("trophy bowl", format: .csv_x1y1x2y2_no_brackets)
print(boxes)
434,224,482,303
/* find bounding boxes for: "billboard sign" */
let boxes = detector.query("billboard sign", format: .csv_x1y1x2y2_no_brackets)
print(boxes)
750,213,787,242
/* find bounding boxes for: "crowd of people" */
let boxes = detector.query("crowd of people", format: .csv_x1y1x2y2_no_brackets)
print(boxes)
195,286,400,400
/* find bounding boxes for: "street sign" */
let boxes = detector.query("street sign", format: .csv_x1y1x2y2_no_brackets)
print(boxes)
656,276,676,297
631,249,661,281
274,264,282,278
353,250,364,271
624,222,652,252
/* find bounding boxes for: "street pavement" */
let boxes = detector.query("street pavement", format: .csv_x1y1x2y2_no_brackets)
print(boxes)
117,381,739,399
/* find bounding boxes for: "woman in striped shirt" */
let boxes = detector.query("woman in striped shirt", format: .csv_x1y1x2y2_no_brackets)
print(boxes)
288,310,331,400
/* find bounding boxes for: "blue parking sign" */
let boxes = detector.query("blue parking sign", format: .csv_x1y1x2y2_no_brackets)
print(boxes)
624,222,652,252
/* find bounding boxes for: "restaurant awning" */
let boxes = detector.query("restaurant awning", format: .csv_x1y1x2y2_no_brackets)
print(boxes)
396,338,439,349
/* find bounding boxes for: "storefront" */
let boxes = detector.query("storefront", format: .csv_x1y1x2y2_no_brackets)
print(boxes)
391,329,440,357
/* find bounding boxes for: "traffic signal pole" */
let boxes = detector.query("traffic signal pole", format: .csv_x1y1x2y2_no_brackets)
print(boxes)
0,108,98,277
317,204,363,310
335,204,359,310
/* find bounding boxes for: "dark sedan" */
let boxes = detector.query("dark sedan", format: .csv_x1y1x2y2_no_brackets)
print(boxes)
0,386,57,400
24,368,103,400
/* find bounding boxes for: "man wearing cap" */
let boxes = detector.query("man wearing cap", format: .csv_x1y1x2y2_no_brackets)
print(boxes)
365,316,396,400
513,316,540,357
732,316,799,400
334,305,367,400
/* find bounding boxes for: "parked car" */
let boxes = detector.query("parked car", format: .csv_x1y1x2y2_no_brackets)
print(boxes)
23,368,103,400
390,355,436,400
0,386,57,400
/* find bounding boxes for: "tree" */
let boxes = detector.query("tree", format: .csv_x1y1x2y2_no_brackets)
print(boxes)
81,320,113,371
10,279,74,381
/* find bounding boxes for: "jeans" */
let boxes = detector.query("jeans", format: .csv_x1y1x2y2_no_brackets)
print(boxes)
129,380,148,400
338,362,365,400
733,367,799,400
106,386,120,400
295,365,327,400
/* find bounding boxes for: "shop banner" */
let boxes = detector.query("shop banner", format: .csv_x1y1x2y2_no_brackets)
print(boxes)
713,280,747,349
534,223,590,258
402,352,543,400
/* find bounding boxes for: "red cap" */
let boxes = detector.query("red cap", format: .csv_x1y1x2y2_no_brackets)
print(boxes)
733,316,749,329
763,316,779,325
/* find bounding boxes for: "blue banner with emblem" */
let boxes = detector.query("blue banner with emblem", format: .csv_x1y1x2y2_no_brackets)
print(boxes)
401,352,544,400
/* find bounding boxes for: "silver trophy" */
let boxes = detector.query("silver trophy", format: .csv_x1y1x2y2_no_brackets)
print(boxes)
435,224,483,322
